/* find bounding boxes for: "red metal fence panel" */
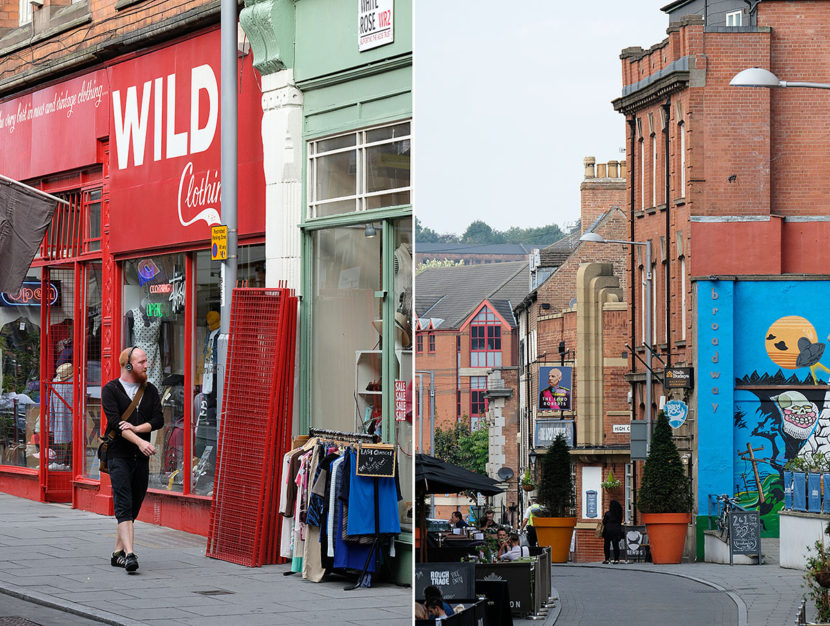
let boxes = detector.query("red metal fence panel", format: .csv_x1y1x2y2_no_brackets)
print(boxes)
206,287,297,567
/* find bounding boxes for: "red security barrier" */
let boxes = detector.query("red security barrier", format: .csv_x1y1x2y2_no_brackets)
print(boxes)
206,287,297,567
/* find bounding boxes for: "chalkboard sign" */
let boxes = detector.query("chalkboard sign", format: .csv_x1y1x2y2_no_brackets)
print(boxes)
415,562,476,600
356,443,396,477
729,510,761,558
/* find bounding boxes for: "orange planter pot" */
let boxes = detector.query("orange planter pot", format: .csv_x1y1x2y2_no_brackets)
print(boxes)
641,512,691,564
532,517,577,562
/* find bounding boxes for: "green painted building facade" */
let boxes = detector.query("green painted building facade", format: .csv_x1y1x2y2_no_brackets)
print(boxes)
240,0,413,583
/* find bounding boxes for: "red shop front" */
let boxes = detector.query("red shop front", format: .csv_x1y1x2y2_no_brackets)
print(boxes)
0,26,265,536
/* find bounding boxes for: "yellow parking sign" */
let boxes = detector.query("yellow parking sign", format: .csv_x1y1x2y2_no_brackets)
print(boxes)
211,225,227,260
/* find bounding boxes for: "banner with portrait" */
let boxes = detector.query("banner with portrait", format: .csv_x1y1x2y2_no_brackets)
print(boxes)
538,366,572,412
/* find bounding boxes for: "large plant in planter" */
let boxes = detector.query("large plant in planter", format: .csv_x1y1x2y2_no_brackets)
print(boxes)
638,410,692,563
534,434,576,562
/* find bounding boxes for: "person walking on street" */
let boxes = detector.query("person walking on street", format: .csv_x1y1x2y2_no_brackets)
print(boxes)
602,499,625,564
520,495,544,547
101,346,163,573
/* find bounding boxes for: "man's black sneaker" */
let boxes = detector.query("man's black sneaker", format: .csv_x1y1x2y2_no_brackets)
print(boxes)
111,550,125,567
124,553,139,573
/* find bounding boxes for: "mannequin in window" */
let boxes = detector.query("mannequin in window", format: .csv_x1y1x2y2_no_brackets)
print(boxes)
125,299,162,389
194,311,220,477
49,363,73,469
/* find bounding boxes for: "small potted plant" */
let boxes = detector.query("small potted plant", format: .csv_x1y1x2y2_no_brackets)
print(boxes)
637,410,693,564
532,434,576,562
521,468,536,492
601,470,621,491
806,527,830,622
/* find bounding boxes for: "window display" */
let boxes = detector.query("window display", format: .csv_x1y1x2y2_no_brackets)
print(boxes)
0,268,43,469
83,262,102,478
123,254,186,492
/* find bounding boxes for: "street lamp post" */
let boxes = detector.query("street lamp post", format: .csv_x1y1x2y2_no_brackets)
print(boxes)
580,232,653,452
731,67,830,90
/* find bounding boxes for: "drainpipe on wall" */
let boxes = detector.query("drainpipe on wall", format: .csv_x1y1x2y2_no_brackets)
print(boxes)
662,97,672,367
627,116,638,524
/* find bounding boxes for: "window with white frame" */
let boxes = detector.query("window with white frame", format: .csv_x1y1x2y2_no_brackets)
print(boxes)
19,0,32,25
639,138,645,211
307,121,411,218
640,266,646,344
726,10,742,27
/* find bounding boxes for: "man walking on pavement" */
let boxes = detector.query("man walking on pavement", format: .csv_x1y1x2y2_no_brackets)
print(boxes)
521,495,544,547
101,346,163,573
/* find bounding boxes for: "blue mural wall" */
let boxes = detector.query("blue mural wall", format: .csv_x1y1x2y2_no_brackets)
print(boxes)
697,279,830,536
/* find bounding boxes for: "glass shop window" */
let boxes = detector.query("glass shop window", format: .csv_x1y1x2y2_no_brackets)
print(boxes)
122,254,186,492
0,269,43,468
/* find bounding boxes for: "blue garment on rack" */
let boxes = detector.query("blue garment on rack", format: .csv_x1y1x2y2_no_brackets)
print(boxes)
345,449,401,536
333,451,376,572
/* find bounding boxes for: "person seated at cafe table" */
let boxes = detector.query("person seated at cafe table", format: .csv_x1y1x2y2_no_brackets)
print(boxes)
495,527,510,559
500,533,531,561
478,508,498,533
423,585,455,619
449,510,468,529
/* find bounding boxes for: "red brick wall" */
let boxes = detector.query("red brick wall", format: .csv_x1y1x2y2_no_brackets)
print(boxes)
580,180,626,234
0,0,217,94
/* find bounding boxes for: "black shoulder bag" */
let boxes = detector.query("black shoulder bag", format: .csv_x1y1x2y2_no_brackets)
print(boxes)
97,384,146,474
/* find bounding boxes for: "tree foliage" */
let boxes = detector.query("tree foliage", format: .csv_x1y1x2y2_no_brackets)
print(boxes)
538,434,575,517
416,218,567,247
637,411,693,514
433,421,488,476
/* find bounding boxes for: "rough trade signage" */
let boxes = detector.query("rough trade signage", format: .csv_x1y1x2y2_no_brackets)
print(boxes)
358,0,394,52
664,366,693,389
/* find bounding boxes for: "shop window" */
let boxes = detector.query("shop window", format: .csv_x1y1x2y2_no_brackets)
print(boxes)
470,306,502,367
307,121,411,219
416,333,423,353
0,268,42,469
191,245,264,496
428,332,435,353
82,262,102,479
123,253,186,492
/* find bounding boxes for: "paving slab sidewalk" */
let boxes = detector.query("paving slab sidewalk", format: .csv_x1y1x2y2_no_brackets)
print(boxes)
0,493,411,625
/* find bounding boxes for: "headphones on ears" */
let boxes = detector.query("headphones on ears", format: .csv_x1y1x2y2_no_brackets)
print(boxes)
125,346,137,371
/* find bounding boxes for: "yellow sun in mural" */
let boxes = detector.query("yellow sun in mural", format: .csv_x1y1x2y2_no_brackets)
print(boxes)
765,316,830,383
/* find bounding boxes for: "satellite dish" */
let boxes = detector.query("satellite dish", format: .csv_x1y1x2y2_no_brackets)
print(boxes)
497,467,514,481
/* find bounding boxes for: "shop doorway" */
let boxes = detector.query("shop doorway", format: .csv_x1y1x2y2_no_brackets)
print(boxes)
40,265,76,502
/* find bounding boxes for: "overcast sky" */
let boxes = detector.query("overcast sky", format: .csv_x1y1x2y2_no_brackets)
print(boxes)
413,1,669,237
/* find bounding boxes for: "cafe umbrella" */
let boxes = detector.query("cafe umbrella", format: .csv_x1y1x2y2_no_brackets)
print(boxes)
415,453,504,561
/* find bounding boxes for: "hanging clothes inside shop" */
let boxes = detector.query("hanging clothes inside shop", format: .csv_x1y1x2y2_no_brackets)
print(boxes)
277,433,401,586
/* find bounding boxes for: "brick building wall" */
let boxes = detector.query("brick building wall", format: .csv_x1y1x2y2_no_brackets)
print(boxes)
0,0,219,97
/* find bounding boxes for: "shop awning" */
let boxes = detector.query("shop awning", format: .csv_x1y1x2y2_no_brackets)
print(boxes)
0,175,64,294
415,453,504,496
